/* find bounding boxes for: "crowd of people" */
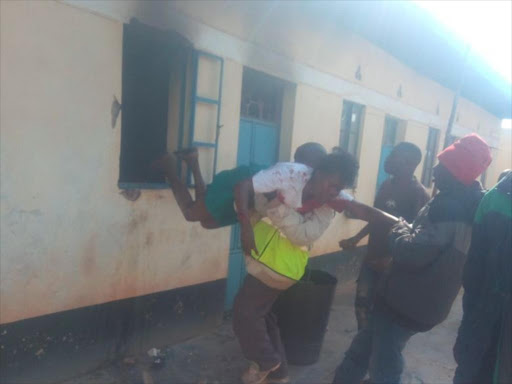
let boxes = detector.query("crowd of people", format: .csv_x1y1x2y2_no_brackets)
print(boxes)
153,133,511,384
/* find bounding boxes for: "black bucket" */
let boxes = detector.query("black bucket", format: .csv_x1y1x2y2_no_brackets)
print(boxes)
273,269,338,365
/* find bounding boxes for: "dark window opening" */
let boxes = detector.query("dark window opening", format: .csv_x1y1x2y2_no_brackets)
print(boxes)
421,127,440,188
240,68,285,125
119,20,192,188
340,101,364,159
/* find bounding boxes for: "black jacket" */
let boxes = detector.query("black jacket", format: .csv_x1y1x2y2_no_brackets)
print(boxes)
377,181,484,332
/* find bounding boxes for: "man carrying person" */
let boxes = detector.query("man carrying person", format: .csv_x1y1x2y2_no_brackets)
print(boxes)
233,145,360,384
333,133,492,384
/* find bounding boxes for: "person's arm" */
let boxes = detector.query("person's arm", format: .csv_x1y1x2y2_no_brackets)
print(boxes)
265,202,334,246
234,179,258,256
339,223,370,250
388,217,461,271
344,199,400,225
413,187,431,219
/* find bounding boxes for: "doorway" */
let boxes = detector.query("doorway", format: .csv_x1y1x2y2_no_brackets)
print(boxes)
224,68,286,310
376,116,405,190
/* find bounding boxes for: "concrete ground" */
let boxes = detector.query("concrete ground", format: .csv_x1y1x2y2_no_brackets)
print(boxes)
62,278,462,384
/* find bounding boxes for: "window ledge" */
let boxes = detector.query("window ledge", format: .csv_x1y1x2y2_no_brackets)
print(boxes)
118,182,170,190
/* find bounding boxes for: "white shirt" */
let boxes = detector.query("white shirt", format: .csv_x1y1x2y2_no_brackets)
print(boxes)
252,163,312,209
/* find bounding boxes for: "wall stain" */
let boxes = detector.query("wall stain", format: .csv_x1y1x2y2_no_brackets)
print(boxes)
144,232,154,248
81,236,97,276
179,251,192,267
127,212,149,234
120,189,141,202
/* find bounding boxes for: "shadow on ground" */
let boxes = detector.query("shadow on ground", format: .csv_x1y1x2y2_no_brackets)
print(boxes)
62,274,462,384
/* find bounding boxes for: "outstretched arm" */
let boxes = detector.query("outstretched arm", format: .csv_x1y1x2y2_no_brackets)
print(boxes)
265,202,334,246
345,199,399,225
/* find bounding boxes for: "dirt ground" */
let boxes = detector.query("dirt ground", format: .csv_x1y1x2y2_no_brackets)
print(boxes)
62,279,462,384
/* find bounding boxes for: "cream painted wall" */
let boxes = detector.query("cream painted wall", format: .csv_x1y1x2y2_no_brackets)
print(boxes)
311,106,386,256
290,85,343,154
487,129,512,186
165,1,454,121
355,107,386,206
65,0,503,147
2,0,508,324
0,1,241,324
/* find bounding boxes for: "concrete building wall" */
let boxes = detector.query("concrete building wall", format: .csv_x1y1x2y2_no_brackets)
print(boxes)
0,0,242,324
1,0,509,326
487,129,512,186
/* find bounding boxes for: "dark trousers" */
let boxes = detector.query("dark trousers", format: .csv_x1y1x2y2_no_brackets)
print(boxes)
453,296,503,384
233,274,288,377
333,309,415,384
355,264,381,330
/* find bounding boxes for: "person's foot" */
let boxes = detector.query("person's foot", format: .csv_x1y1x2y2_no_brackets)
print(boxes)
174,147,198,167
266,365,289,383
266,375,290,383
150,153,177,182
242,362,281,384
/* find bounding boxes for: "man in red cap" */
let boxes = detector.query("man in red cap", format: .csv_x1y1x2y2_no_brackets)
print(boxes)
333,134,492,384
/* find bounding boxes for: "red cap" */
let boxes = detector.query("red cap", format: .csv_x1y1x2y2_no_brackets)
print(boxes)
437,134,492,185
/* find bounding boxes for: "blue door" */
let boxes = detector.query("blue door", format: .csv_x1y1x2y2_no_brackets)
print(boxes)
376,117,399,190
224,118,279,309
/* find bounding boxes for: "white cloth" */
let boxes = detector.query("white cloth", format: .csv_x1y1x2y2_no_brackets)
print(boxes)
252,163,312,209
337,190,354,201
253,193,335,247
265,203,335,246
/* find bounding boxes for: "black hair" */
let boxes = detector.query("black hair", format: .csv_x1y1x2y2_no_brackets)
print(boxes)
392,142,422,166
315,150,359,187
294,142,327,163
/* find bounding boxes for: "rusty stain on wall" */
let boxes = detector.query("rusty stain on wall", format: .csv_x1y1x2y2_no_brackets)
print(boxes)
144,232,154,247
81,236,97,276
120,189,141,202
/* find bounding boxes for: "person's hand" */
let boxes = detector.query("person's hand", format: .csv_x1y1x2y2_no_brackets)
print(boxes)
339,236,359,250
240,224,258,257
150,153,175,176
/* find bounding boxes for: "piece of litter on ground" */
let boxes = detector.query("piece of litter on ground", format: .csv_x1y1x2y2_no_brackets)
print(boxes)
147,348,160,357
123,357,136,365
35,348,44,356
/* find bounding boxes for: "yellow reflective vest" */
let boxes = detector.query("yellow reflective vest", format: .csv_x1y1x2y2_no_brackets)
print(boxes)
251,220,309,281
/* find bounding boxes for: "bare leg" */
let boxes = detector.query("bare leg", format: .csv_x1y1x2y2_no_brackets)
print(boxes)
151,153,211,223
175,148,206,200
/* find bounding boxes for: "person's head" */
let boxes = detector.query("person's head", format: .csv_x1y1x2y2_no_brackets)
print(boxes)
432,163,461,192
498,169,512,182
435,133,492,191
384,142,422,177
294,142,328,168
308,151,359,204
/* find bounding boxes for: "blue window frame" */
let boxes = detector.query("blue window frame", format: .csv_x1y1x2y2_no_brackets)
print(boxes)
185,51,224,186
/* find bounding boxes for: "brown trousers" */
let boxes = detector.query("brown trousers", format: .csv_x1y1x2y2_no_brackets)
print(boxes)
233,274,288,377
